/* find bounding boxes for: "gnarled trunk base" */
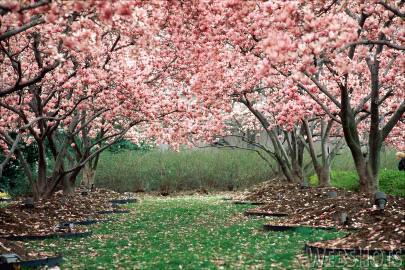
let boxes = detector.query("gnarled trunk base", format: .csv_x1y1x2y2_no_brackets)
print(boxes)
81,163,96,189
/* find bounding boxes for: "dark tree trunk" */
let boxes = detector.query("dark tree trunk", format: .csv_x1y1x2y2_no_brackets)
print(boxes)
340,84,377,194
32,141,47,200
63,168,81,195
82,163,96,189
62,177,75,196
318,165,331,187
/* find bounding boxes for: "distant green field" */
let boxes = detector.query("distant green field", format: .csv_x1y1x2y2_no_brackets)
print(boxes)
310,169,405,197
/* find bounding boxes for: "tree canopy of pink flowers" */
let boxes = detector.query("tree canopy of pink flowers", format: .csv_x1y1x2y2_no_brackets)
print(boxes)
0,0,403,197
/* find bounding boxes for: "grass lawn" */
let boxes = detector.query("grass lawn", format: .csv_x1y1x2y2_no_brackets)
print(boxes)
26,196,401,269
310,169,405,197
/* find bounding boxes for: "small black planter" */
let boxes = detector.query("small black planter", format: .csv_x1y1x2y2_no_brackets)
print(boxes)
22,198,35,209
96,209,130,215
109,198,137,205
325,191,338,198
4,231,92,241
244,210,288,217
0,198,12,202
233,201,265,205
304,243,404,256
263,224,299,231
60,219,112,226
221,197,233,201
263,224,335,231
0,255,63,270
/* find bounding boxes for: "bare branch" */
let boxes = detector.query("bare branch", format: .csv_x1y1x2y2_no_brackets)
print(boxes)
341,40,405,52
194,141,275,169
144,56,178,84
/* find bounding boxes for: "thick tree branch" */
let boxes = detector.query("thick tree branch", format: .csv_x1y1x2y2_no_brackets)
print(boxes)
381,101,405,140
377,0,405,18
0,0,51,16
0,16,45,41
0,133,21,179
297,84,341,123
0,61,59,97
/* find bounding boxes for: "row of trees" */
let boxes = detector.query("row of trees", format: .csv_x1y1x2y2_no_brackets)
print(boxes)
0,1,403,199
171,0,404,193
0,1,203,199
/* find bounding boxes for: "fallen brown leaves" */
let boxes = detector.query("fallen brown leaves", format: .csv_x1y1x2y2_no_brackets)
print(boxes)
0,188,135,260
242,181,404,251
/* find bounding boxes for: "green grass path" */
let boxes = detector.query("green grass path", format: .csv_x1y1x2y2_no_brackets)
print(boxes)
27,196,401,269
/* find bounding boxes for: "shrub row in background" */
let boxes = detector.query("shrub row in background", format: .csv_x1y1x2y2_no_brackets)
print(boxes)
2,143,402,196
95,149,273,193
95,147,403,196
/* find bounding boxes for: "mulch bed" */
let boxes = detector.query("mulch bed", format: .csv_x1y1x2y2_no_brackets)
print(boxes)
0,238,58,262
0,242,63,270
242,182,405,252
0,188,135,260
7,255,63,269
